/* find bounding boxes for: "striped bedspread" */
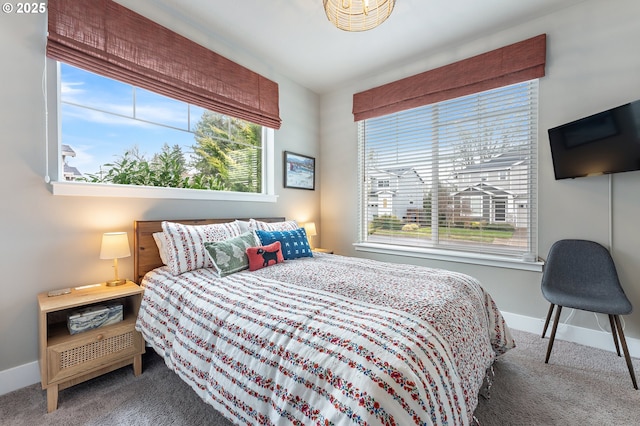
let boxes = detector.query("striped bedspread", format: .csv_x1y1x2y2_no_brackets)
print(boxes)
136,253,514,425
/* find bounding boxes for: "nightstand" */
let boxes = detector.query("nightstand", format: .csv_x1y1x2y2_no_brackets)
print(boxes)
312,248,334,254
37,281,145,412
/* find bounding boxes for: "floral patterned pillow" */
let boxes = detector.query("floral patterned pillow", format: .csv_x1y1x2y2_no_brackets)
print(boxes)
152,232,169,265
204,232,257,277
161,221,242,275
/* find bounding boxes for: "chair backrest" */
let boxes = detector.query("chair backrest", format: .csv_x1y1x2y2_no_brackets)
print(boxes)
541,239,632,314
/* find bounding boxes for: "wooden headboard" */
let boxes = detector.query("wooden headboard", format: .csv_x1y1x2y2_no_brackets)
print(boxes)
133,217,285,284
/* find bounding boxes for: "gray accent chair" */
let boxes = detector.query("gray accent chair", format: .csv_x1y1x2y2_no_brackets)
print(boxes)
541,239,637,389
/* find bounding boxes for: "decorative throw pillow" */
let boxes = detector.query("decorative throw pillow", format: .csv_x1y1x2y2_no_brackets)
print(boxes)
161,221,242,275
204,232,257,277
152,232,169,265
255,228,313,260
248,218,299,232
246,241,284,271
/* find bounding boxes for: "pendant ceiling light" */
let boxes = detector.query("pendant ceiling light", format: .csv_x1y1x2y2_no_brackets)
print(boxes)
324,0,395,32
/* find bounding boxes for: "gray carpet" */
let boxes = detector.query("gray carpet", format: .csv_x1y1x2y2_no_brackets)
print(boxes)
1,329,639,425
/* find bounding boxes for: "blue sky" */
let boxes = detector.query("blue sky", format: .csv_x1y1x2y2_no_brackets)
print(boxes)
60,64,206,176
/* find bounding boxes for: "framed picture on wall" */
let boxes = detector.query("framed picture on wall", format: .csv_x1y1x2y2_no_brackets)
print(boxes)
284,151,315,190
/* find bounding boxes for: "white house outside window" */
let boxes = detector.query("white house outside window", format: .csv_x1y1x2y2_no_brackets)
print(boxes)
358,80,538,261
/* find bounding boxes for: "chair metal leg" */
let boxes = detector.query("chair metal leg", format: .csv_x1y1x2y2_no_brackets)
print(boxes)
545,305,562,364
609,314,621,357
542,304,555,338
613,315,638,390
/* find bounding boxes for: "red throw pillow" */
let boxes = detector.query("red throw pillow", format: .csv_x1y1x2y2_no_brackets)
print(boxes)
246,241,284,271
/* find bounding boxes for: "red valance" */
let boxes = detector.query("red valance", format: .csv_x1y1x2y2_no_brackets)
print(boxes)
47,0,281,129
353,34,546,121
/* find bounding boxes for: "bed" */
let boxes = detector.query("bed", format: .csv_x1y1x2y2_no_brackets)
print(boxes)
134,218,515,425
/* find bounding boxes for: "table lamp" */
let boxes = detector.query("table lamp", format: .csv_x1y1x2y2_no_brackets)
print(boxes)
100,232,131,286
303,222,317,249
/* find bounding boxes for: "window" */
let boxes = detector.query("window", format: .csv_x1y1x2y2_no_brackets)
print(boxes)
46,0,279,201
358,80,538,261
56,63,273,199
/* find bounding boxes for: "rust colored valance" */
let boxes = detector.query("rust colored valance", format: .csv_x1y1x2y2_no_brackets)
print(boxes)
47,0,281,129
353,34,546,121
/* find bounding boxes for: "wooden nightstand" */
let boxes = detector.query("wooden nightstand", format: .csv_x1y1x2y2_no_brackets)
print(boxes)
37,281,145,412
312,248,334,254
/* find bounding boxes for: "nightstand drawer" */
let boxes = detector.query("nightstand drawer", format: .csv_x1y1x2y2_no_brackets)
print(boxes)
47,319,143,384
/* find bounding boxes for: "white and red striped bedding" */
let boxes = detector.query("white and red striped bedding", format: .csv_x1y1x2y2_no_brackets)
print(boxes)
136,253,514,425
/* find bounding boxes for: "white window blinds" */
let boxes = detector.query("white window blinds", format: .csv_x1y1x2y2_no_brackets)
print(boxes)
358,80,538,259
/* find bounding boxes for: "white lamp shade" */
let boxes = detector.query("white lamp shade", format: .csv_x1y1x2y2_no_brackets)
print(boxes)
304,222,318,237
100,232,131,259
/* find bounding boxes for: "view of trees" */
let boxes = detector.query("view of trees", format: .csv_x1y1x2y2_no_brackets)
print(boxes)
81,111,262,193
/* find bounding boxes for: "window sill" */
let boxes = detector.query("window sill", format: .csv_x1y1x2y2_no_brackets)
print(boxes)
353,242,544,272
49,181,278,203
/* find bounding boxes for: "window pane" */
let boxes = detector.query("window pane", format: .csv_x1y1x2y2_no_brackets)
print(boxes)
61,103,195,178
189,105,207,131
135,88,189,130
59,63,263,193
61,63,133,117
359,81,538,258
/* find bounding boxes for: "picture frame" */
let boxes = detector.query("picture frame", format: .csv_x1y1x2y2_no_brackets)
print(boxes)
283,151,315,190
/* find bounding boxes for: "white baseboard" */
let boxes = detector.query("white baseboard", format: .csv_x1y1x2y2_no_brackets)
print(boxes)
1,312,638,396
0,360,40,397
502,311,640,359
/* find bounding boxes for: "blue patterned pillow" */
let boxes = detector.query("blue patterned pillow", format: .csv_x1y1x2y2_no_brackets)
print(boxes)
255,228,313,260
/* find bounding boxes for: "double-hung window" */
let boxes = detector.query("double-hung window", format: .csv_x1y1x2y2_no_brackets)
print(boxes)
358,80,539,264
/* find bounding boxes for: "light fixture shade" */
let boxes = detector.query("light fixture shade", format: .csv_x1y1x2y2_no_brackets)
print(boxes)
304,222,318,237
100,232,131,259
324,0,395,32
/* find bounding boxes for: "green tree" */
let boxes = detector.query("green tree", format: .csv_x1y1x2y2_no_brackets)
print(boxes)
82,144,226,190
150,144,188,188
80,112,262,192
191,111,262,193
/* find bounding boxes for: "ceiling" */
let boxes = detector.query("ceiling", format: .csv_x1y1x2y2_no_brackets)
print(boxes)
117,0,585,94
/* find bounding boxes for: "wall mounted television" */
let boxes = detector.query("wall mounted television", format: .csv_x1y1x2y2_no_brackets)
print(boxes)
548,100,640,179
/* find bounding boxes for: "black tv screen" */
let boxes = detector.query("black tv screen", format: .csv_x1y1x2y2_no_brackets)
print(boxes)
548,100,640,179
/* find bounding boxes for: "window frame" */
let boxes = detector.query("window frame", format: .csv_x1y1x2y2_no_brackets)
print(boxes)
355,81,542,272
47,60,277,203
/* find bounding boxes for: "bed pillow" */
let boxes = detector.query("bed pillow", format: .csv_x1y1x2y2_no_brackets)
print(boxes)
255,228,313,260
248,218,299,232
246,241,284,271
234,220,251,233
152,232,169,265
204,232,257,277
161,221,242,275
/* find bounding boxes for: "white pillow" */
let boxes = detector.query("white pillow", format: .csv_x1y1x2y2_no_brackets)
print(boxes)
152,232,169,265
161,221,242,275
248,218,298,232
234,220,251,233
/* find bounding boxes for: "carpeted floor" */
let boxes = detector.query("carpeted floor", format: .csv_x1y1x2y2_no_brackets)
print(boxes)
473,329,640,425
1,329,639,425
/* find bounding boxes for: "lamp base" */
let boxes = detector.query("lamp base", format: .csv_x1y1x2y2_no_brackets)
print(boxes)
106,279,127,287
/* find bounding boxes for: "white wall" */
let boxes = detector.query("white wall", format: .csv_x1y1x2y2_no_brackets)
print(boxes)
3,0,640,393
0,10,320,375
320,0,640,341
